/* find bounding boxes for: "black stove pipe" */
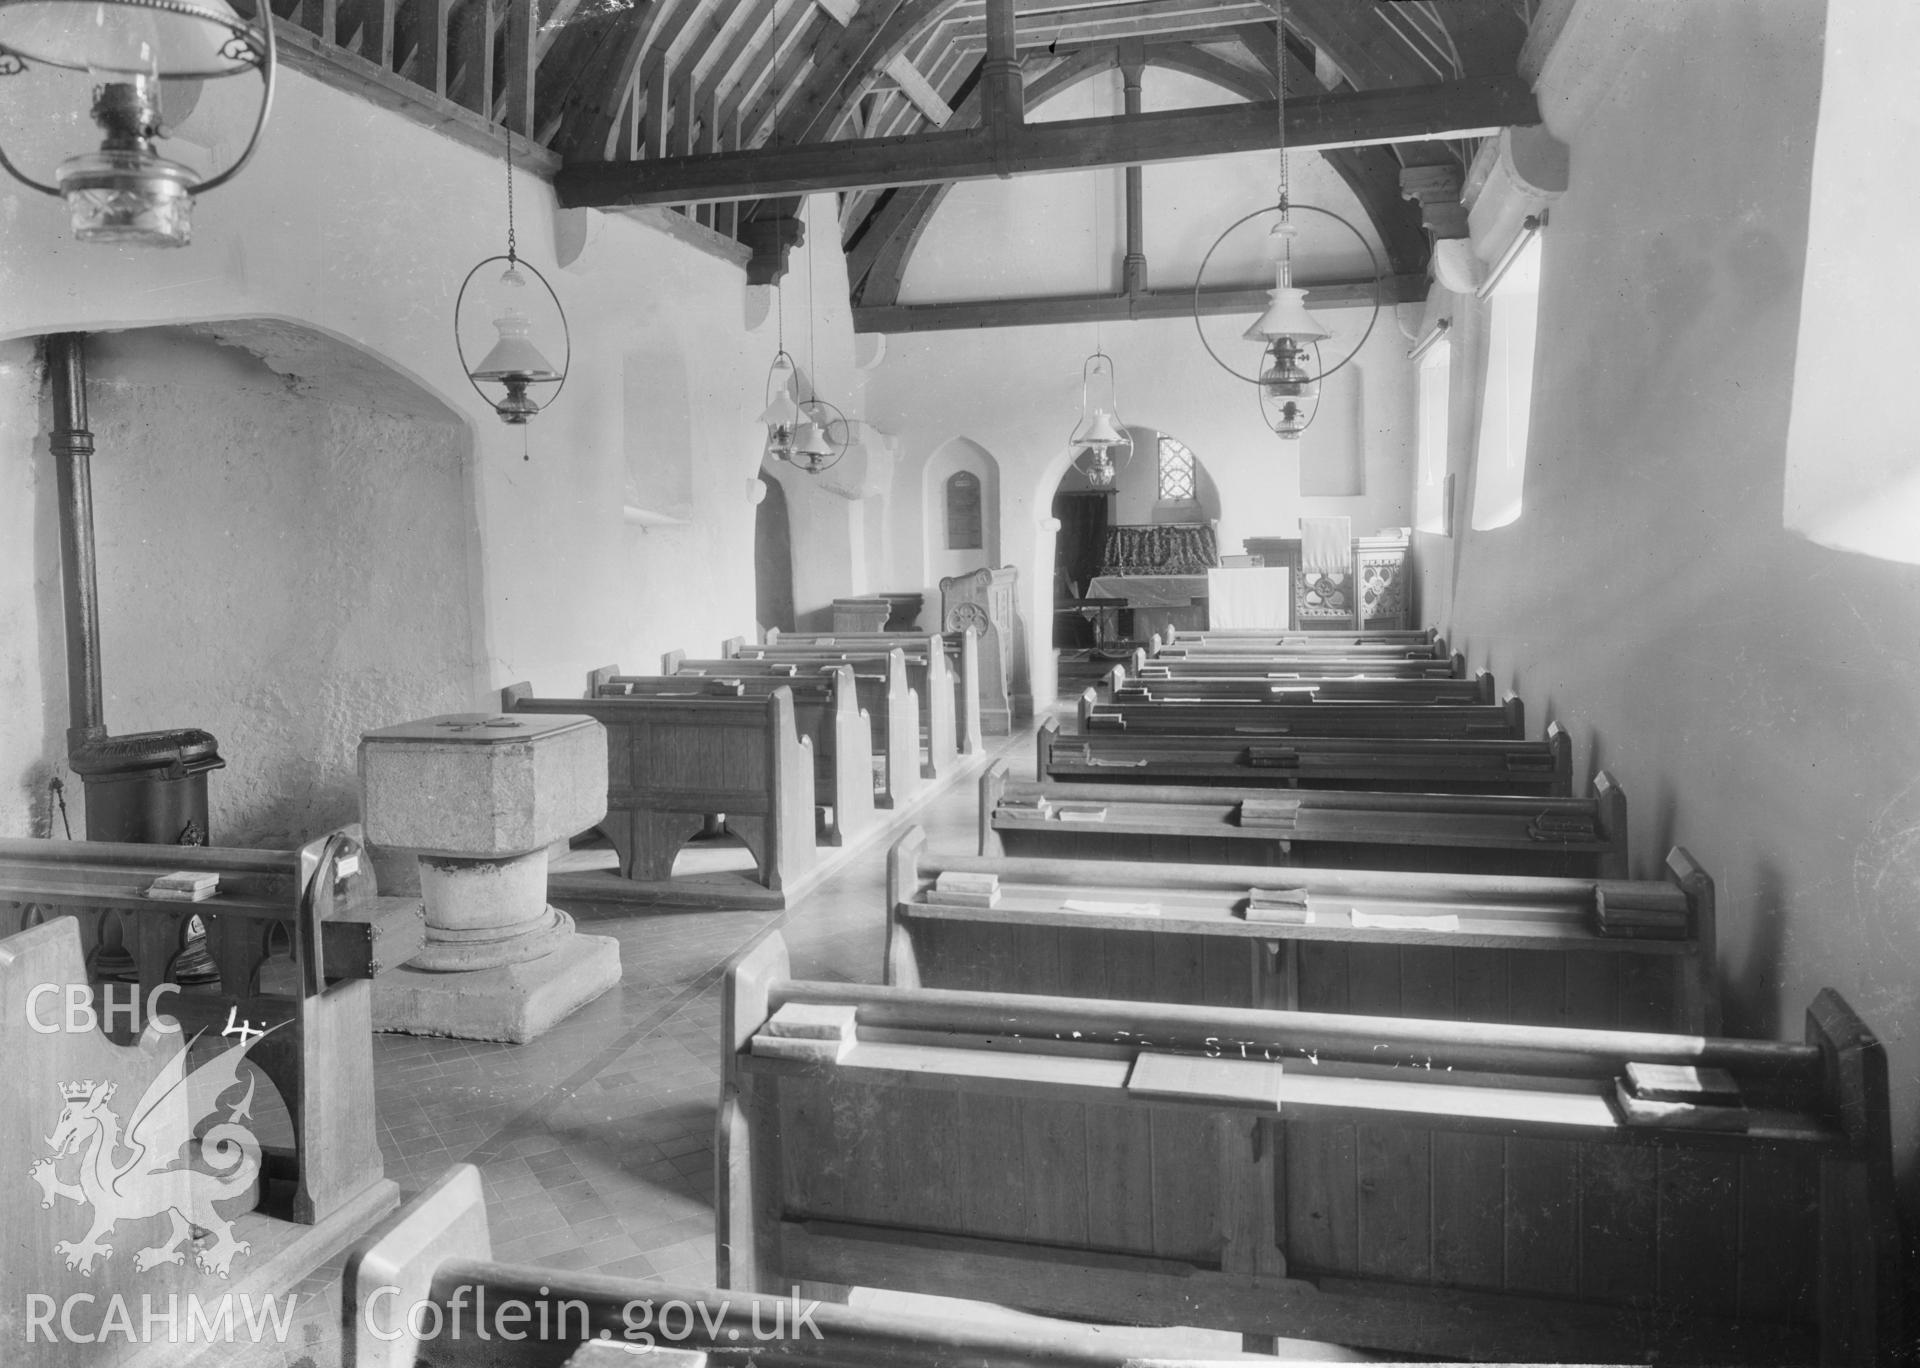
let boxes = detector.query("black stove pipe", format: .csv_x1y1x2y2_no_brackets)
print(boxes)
47,332,108,753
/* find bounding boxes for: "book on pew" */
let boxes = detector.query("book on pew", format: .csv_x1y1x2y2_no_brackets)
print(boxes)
1126,1051,1284,1110
1528,811,1598,843
704,679,747,696
1242,886,1311,924
1053,804,1109,823
997,795,1053,819
933,870,1000,908
1236,798,1300,830
752,1002,857,1063
1594,881,1691,939
1613,1060,1747,1131
1624,1062,1741,1106
146,871,219,902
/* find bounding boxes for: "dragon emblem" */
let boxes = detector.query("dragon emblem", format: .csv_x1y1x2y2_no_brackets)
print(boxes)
28,1025,278,1279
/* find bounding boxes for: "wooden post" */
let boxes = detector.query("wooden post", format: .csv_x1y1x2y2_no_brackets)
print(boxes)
979,0,1022,149
1120,42,1147,298
46,334,107,751
503,0,535,134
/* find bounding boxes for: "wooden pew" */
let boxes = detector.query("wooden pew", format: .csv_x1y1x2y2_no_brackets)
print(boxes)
665,651,921,811
722,932,1897,1366
763,626,986,753
980,759,1629,879
1039,715,1574,794
503,684,815,891
1161,623,1440,649
728,638,962,780
1152,629,1449,659
591,664,874,847
1079,687,1528,740
902,823,1703,1030
2,832,416,1364
344,1164,1202,1368
1109,662,1497,705
1135,647,1468,679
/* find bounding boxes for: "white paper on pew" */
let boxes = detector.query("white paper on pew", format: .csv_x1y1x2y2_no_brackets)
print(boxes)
1060,899,1163,917
1350,910,1462,932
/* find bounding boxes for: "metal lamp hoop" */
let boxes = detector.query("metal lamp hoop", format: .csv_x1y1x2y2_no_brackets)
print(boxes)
1072,349,1134,474
453,252,571,418
764,348,798,410
0,0,277,198
794,396,848,474
1191,200,1382,389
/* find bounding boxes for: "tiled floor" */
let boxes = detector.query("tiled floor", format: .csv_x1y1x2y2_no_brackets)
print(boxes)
227,724,1377,1366
238,733,991,1367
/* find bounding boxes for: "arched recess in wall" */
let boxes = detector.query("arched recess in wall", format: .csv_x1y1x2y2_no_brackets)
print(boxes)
922,436,1002,588
61,320,482,848
754,472,796,634
1782,0,1920,564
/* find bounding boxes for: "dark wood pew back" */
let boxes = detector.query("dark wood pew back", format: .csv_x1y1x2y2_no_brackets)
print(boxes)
592,664,873,846
981,759,1628,879
1079,687,1528,740
1135,647,1468,679
896,821,1708,1033
727,638,960,779
665,651,921,810
503,684,815,891
763,626,986,751
722,932,1897,1366
343,1164,1200,1367
1110,663,1496,705
1039,716,1573,794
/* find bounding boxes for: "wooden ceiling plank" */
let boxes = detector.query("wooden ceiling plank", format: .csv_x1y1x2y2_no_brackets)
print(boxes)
555,73,1536,206
949,0,1274,49
551,0,668,159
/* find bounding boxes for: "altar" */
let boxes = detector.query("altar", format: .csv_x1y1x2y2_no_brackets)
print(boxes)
1073,523,1218,637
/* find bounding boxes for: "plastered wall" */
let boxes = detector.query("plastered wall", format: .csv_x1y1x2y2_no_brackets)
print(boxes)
863,313,1416,709
1418,0,1920,1219
0,65,771,842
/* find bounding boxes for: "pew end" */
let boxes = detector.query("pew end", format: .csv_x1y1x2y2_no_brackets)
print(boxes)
978,761,1010,857
500,680,531,711
721,636,746,658
884,828,930,988
1591,769,1629,879
1805,989,1901,1366
344,1163,491,1368
587,663,620,697
1449,651,1467,678
1544,720,1574,796
1663,846,1719,1033
661,648,687,674
1471,670,1496,703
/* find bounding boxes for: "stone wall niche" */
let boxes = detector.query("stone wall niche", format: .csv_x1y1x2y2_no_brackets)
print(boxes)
67,321,483,849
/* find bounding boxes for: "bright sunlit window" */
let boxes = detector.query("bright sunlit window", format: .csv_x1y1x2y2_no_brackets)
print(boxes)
1471,229,1543,531
1158,435,1196,501
1414,334,1452,534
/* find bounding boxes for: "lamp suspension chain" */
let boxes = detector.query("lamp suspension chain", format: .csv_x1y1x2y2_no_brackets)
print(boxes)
505,128,517,264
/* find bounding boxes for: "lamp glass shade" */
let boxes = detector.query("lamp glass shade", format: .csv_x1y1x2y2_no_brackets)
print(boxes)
1071,407,1126,449
1082,450,1116,487
794,417,832,458
1243,285,1330,345
470,307,559,381
760,389,799,428
0,0,262,77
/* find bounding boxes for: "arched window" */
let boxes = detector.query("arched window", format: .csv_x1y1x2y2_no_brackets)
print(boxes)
1158,436,1197,501
1471,224,1543,531
945,471,983,550
1414,331,1453,534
